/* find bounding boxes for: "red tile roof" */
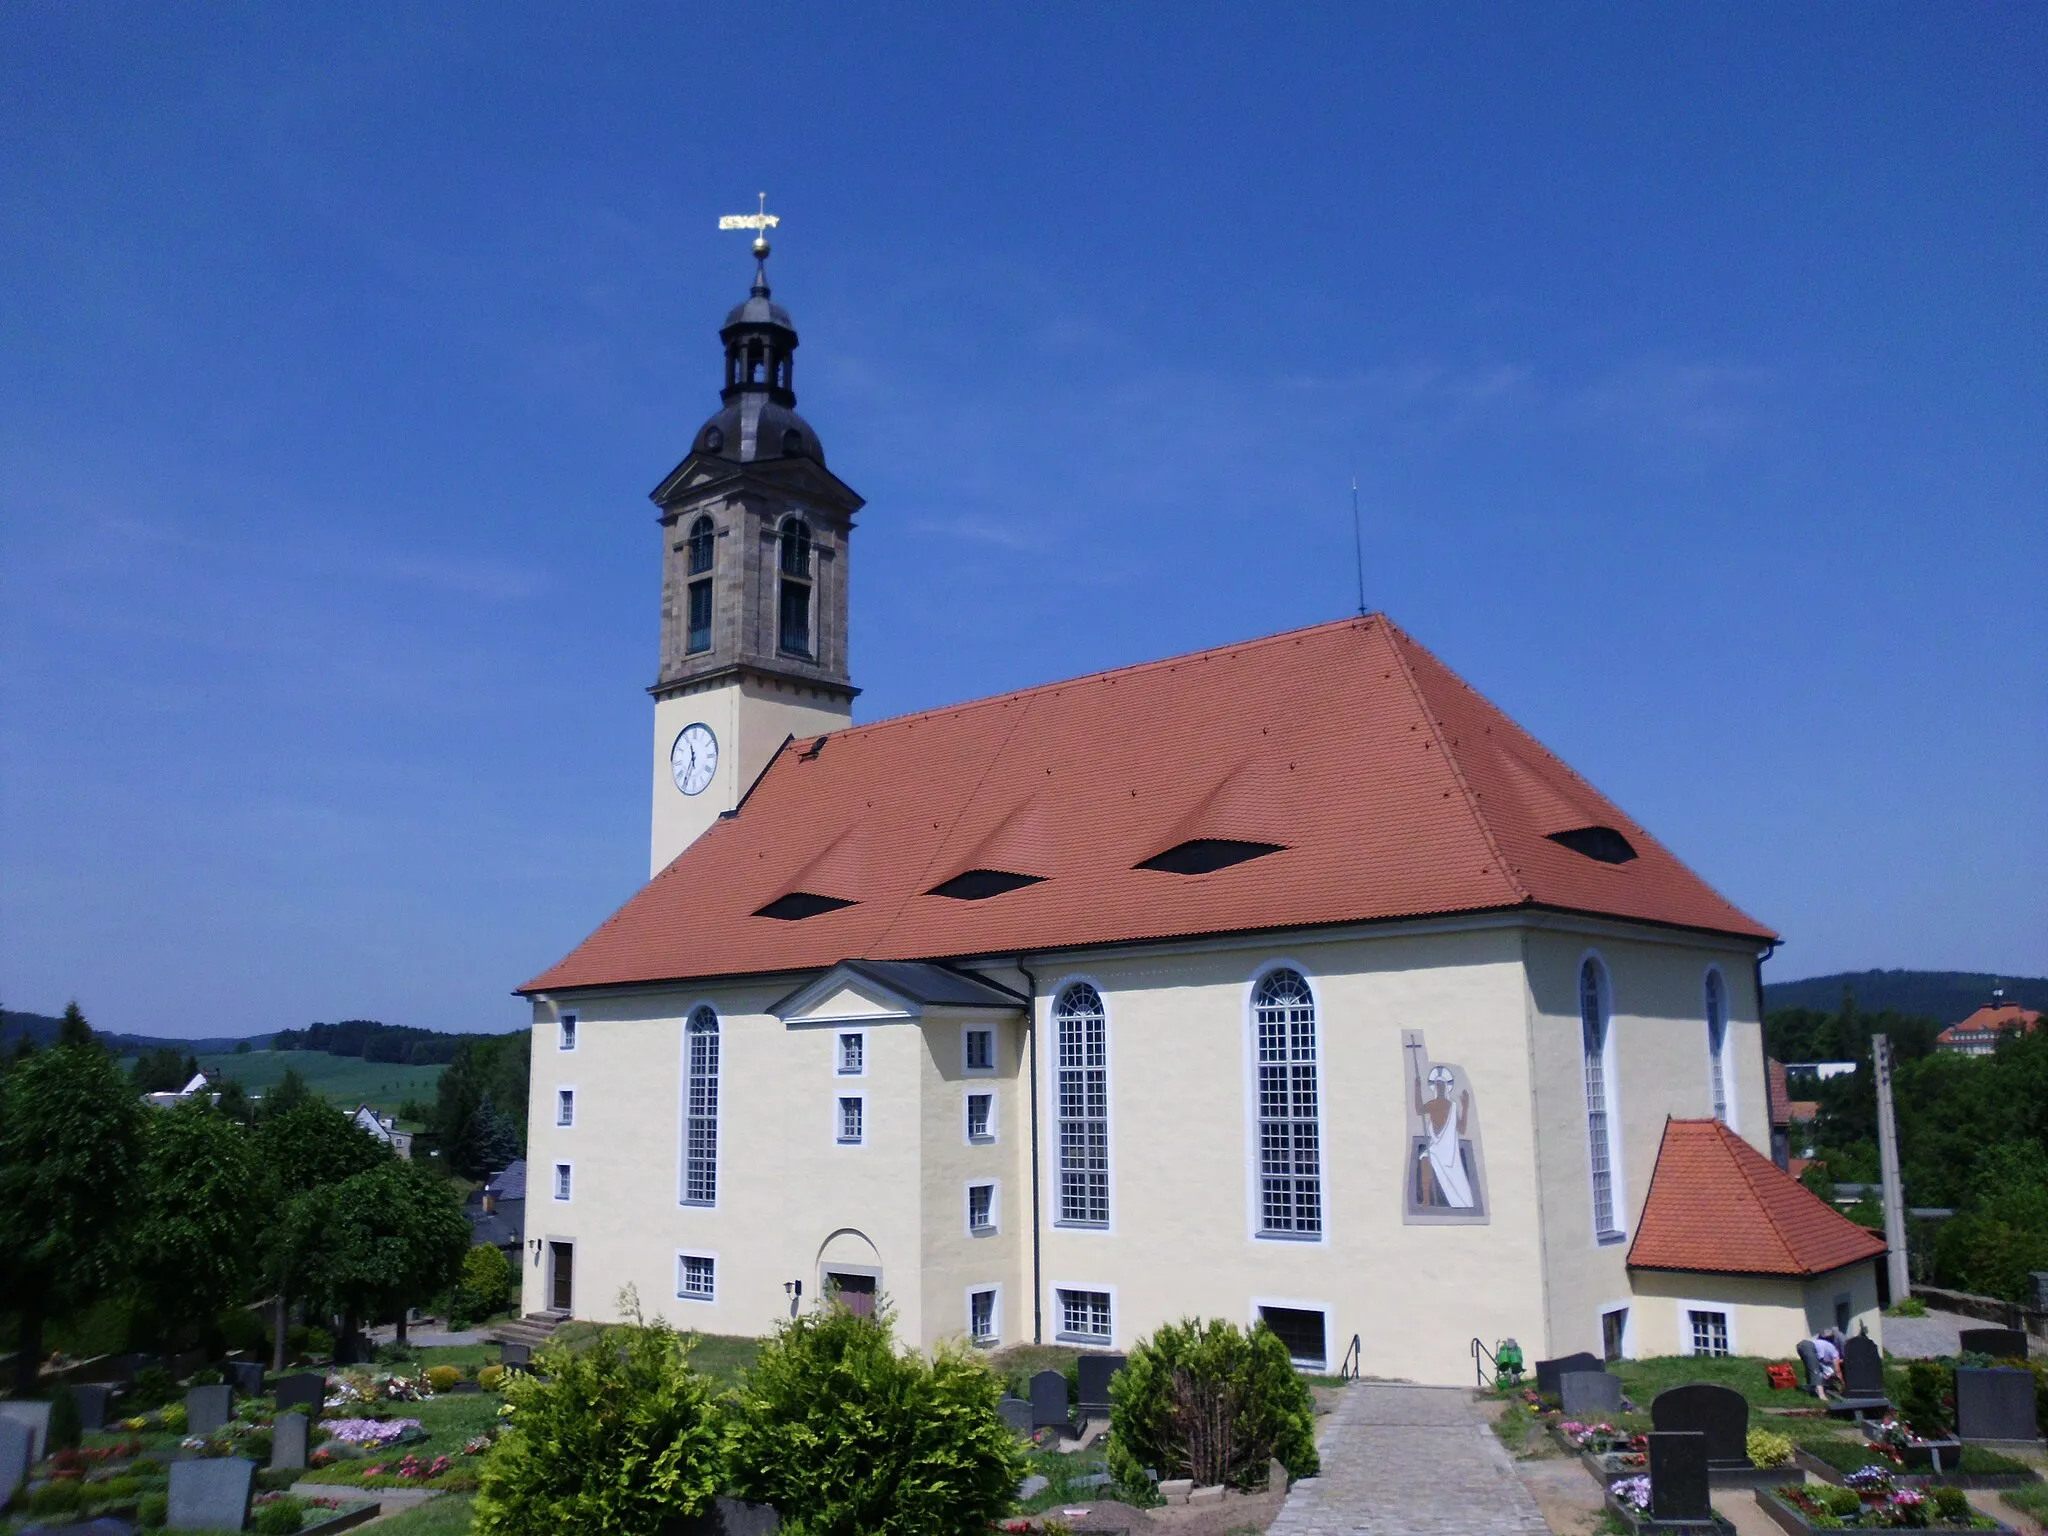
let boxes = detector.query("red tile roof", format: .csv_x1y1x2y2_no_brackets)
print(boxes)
1629,1119,1887,1278
1936,1005,2040,1045
524,616,1774,994
1767,1058,1792,1129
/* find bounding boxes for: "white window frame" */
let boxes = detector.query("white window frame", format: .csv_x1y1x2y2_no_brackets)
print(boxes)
1703,966,1734,1129
1578,952,1627,1244
1053,1282,1116,1346
552,1161,573,1202
676,1250,717,1304
558,1012,577,1051
962,1026,996,1075
966,1179,998,1236
556,1086,575,1128
1250,1296,1332,1370
836,1093,865,1146
966,1284,1000,1347
964,1088,996,1144
680,1003,720,1208
1679,1300,1735,1358
1247,964,1326,1243
1049,980,1112,1231
836,1029,866,1077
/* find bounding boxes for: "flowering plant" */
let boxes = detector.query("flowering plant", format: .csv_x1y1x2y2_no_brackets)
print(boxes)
1845,1464,1896,1492
323,1417,423,1447
1610,1476,1651,1512
461,1433,496,1456
308,1448,333,1468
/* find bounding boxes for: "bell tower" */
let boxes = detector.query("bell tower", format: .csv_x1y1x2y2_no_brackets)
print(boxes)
646,218,862,874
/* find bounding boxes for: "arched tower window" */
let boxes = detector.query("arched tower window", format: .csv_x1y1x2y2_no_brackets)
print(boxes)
683,1006,720,1205
1253,969,1322,1237
778,517,813,657
1053,983,1109,1227
685,517,715,654
1581,957,1624,1241
1705,969,1729,1123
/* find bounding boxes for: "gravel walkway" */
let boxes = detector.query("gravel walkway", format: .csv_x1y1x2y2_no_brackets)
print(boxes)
1269,1383,1548,1536
1880,1309,1977,1359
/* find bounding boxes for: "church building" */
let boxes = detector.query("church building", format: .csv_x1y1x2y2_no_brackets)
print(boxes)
517,236,1886,1383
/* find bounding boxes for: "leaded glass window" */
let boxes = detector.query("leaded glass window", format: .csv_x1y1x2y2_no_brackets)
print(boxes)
683,1007,719,1205
687,516,715,575
1054,984,1109,1226
1705,970,1729,1122
1254,969,1322,1236
1581,959,1621,1240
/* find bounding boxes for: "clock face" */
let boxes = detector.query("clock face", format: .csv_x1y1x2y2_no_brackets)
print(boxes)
670,723,718,796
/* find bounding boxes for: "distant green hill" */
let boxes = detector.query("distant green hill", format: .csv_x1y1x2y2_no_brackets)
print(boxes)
128,1049,448,1121
1,1009,275,1056
1763,969,2047,1024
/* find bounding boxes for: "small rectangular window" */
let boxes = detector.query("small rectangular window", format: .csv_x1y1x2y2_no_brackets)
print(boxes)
1257,1305,1328,1369
1689,1309,1730,1358
837,1096,864,1145
678,1254,715,1301
966,1092,993,1141
1057,1288,1112,1343
837,1032,864,1075
778,578,811,656
968,1182,995,1233
559,1014,577,1051
553,1163,572,1201
557,1089,574,1127
964,1028,994,1072
686,579,713,654
969,1288,998,1345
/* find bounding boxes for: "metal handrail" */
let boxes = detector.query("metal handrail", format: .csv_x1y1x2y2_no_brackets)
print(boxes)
1339,1333,1362,1382
1471,1336,1496,1389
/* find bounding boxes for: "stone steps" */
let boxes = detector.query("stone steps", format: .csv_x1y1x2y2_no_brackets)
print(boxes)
488,1312,569,1351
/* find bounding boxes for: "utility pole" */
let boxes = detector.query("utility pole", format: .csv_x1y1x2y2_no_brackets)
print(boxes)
1872,1034,1912,1301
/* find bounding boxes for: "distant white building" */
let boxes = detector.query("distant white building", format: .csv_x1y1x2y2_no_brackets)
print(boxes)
143,1071,215,1109
351,1104,414,1160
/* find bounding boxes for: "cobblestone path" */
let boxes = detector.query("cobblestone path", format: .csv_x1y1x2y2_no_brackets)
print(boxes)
1268,1383,1551,1536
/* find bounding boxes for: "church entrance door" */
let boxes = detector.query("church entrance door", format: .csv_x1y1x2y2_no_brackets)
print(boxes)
549,1242,574,1314
824,1271,876,1317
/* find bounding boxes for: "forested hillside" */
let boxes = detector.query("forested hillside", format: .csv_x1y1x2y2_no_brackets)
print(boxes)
1763,969,2047,1020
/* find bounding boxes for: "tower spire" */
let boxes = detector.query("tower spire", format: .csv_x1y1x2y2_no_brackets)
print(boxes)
718,192,779,295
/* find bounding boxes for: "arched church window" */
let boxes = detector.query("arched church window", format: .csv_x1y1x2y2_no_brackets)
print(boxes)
778,517,813,657
747,342,764,383
1253,968,1322,1237
683,1006,720,1205
1581,957,1623,1241
688,517,715,575
1053,983,1109,1227
685,518,715,654
1705,969,1729,1123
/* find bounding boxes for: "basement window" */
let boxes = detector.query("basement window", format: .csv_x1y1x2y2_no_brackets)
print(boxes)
753,891,858,921
928,868,1046,901
1257,1305,1329,1370
1547,826,1638,865
1136,839,1284,875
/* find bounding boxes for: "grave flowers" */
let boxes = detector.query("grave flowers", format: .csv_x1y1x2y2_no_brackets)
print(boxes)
1610,1475,1652,1513
321,1416,424,1448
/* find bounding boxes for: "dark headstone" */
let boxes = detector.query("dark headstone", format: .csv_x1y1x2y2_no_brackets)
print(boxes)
1651,1383,1750,1467
270,1410,308,1472
1955,1367,2040,1442
273,1372,325,1420
1958,1327,2030,1360
1559,1369,1623,1417
185,1384,232,1437
226,1360,265,1398
998,1396,1034,1436
1535,1351,1603,1399
1076,1353,1126,1416
73,1383,115,1432
1841,1335,1886,1396
167,1455,254,1532
2033,1272,2048,1312
1030,1368,1071,1429
0,1401,51,1463
0,1418,31,1508
501,1342,532,1370
1648,1431,1712,1521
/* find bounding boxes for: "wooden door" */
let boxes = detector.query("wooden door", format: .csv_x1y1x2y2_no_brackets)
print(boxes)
549,1242,574,1313
825,1271,876,1317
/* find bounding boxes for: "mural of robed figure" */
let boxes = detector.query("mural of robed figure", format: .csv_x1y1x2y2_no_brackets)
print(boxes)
1402,1030,1489,1223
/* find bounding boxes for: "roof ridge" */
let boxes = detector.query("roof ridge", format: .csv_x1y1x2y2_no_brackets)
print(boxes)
1381,623,1531,905
820,615,1386,746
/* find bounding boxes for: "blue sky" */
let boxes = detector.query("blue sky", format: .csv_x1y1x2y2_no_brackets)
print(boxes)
3,5,2042,1038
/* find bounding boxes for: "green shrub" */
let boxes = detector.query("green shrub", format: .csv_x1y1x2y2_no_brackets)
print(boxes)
131,1364,175,1408
1745,1428,1793,1468
1885,1296,1928,1318
139,1489,169,1528
453,1244,516,1324
476,1363,507,1392
255,1494,307,1534
1900,1360,1949,1438
48,1385,83,1452
29,1481,84,1514
90,1476,144,1502
1106,1317,1318,1493
1930,1486,1970,1523
1818,1485,1862,1518
426,1365,462,1394
725,1302,1026,1536
472,1317,724,1536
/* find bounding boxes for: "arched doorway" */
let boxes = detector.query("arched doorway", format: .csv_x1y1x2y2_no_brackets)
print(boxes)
815,1228,882,1319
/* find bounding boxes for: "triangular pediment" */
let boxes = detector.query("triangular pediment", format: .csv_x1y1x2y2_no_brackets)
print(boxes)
771,965,920,1026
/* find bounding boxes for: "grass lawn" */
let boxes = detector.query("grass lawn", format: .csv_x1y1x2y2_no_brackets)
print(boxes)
299,1392,504,1488
380,1343,503,1372
2005,1481,2048,1521
1613,1354,1802,1411
357,1494,475,1535
177,1049,446,1117
1018,1444,1111,1513
681,1332,761,1387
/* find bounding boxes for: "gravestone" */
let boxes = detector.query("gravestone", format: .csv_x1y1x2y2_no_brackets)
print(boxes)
1647,1432,1712,1522
1076,1353,1126,1417
226,1360,265,1398
998,1396,1034,1436
1955,1368,2041,1443
1559,1369,1623,1417
1029,1369,1071,1429
1839,1335,1887,1398
0,1401,51,1464
0,1418,31,1509
1018,1473,1051,1500
73,1383,114,1432
501,1342,532,1370
185,1384,232,1437
167,1455,254,1532
274,1373,325,1420
1958,1327,2030,1360
1535,1351,1603,1399
1650,1383,1750,1467
271,1410,309,1472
